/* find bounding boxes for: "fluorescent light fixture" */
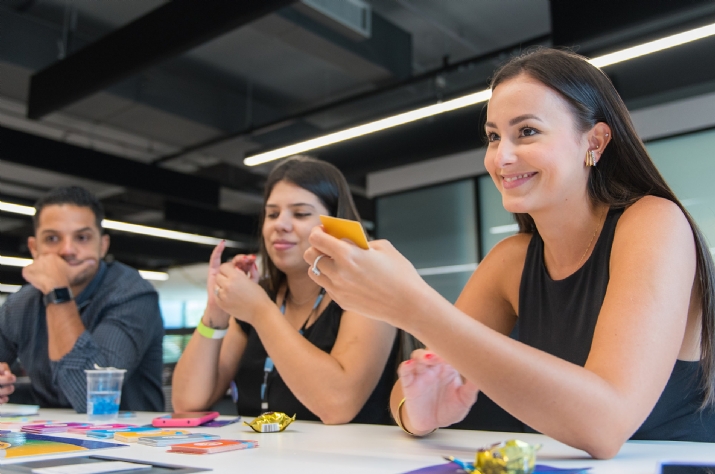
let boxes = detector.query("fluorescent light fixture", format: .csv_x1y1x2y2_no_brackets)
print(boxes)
0,283,21,293
0,200,242,248
590,22,715,68
0,254,168,281
244,89,493,166
0,255,32,267
489,224,519,235
244,21,715,167
102,219,240,248
0,201,35,216
138,270,170,281
417,263,478,276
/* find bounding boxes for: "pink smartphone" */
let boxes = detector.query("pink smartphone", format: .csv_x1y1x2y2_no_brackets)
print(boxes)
151,411,219,427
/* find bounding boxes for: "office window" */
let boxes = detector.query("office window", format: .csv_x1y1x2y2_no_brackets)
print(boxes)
376,180,478,303
647,128,715,250
478,174,517,257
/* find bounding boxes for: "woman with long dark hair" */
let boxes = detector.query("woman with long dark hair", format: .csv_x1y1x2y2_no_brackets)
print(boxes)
304,48,715,457
173,156,397,424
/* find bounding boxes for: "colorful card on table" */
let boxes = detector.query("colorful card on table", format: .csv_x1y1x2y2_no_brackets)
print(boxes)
0,433,126,459
22,423,91,434
85,426,158,439
114,430,188,443
68,424,135,435
168,439,258,454
0,419,54,430
319,215,369,249
138,433,220,447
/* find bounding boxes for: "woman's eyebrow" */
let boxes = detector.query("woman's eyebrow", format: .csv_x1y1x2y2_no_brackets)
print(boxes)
485,114,543,129
265,203,317,209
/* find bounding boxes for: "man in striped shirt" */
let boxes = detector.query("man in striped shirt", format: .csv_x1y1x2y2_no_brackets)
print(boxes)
0,186,164,412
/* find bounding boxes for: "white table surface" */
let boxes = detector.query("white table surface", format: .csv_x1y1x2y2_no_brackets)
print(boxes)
1,409,715,473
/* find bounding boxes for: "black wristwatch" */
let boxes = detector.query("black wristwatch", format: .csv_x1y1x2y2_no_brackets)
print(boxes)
43,287,74,306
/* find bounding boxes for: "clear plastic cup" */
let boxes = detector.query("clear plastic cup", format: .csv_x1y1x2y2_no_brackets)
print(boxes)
85,368,126,421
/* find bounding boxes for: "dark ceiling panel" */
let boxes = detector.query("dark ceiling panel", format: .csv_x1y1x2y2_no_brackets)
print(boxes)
27,0,298,119
0,126,220,206
164,202,258,236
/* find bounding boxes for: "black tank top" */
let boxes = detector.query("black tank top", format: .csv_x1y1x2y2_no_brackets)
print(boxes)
518,207,715,441
235,296,396,424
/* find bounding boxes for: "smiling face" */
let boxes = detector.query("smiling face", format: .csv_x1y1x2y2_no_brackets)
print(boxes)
28,204,109,292
262,180,329,275
484,74,591,215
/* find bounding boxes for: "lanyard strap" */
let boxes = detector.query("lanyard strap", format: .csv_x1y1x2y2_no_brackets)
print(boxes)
260,288,325,411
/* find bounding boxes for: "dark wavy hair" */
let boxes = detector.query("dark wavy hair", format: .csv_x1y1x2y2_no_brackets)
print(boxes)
34,186,105,233
489,47,715,407
258,156,361,293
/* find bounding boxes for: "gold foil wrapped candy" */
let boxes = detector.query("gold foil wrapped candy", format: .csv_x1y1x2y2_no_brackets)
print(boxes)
473,439,541,474
244,412,296,433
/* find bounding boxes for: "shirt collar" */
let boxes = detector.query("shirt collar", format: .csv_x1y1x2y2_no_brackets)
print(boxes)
75,260,107,310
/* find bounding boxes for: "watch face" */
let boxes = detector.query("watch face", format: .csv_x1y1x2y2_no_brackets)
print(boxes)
44,287,73,305
53,288,72,301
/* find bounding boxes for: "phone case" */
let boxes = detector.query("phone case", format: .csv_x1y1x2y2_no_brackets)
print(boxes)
151,411,219,427
319,215,369,249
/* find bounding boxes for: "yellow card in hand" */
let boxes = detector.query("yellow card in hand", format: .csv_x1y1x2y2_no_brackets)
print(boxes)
319,216,369,250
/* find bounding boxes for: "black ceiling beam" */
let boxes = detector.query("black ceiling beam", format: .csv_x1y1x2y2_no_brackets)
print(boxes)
0,126,219,206
153,33,551,165
164,202,259,237
27,0,298,120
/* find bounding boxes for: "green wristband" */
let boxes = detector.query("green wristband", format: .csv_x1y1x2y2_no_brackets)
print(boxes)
196,320,228,339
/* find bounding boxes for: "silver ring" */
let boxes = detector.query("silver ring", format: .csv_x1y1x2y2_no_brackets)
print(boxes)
312,254,326,276
214,286,220,296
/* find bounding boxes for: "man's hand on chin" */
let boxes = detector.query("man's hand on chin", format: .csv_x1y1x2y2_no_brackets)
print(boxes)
22,254,89,294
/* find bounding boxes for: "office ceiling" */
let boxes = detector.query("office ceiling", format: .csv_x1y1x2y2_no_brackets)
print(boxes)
1,0,715,284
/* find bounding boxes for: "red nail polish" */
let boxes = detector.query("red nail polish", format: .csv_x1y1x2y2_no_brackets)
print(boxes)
425,353,434,360
404,360,413,365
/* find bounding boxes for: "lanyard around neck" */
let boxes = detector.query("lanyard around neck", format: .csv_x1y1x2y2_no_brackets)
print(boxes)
261,288,325,411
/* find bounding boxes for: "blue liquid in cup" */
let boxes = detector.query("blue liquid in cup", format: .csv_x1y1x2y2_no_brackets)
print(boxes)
87,390,121,419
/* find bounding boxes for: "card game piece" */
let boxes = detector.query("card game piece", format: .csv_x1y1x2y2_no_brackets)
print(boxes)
68,424,135,434
22,423,91,434
168,439,258,454
31,461,152,474
138,433,220,447
114,430,188,443
85,426,159,439
319,215,369,249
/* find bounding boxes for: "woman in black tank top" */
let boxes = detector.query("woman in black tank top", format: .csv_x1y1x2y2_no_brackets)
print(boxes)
172,156,397,425
305,49,715,458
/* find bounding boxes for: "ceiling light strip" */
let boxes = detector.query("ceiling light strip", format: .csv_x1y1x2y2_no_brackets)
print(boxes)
590,22,715,68
0,255,168,281
0,200,241,248
0,284,22,293
244,89,493,166
244,22,715,167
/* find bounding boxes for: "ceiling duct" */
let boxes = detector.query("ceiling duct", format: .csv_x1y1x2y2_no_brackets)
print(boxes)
295,0,371,40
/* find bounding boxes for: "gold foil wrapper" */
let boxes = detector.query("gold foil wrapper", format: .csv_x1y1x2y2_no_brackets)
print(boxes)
473,439,541,474
244,412,296,433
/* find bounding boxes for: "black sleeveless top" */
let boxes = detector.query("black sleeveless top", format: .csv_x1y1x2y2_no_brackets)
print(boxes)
516,207,715,442
234,296,396,424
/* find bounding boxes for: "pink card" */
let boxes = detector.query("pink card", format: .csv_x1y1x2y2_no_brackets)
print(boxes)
21,422,92,434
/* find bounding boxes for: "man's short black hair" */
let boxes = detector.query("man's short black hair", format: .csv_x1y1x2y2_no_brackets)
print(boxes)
33,186,105,233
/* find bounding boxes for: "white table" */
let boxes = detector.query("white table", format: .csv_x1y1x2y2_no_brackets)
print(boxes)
1,409,714,473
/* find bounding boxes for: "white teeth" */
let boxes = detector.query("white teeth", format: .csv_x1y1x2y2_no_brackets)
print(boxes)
504,173,532,182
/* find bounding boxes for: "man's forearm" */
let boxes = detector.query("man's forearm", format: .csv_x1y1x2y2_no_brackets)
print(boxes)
46,302,86,360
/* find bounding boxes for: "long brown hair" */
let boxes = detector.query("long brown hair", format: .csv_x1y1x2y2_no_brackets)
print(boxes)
490,47,715,407
258,155,361,293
